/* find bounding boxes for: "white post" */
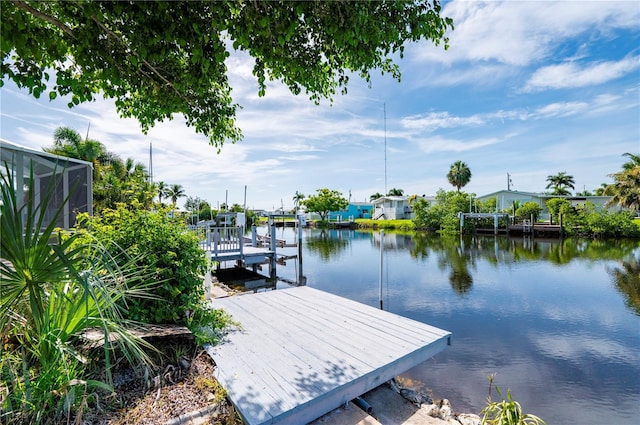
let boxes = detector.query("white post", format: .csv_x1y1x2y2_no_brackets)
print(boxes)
379,230,384,310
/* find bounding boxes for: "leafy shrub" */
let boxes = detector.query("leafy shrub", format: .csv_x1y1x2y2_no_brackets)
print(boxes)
413,189,472,234
75,205,208,324
516,202,542,222
545,198,571,224
1,165,152,423
582,209,640,238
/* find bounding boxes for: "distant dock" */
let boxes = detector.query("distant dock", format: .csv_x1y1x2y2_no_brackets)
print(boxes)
207,287,451,425
193,215,304,280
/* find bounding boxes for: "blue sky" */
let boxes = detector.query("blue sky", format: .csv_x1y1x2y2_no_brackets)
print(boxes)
1,0,639,210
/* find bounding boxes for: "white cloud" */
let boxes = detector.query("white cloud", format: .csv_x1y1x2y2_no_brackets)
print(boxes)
524,56,640,91
414,135,501,153
415,1,639,66
401,111,485,131
534,101,590,118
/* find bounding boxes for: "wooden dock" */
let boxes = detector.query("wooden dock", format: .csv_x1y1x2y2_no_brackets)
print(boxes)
206,287,451,425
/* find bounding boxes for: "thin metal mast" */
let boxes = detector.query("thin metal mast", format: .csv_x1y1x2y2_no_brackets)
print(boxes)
384,102,387,195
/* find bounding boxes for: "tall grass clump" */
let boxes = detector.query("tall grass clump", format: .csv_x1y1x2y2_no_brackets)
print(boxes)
1,164,153,424
481,375,546,425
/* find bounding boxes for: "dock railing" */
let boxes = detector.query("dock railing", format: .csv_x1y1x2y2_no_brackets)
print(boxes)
189,224,244,254
211,226,243,255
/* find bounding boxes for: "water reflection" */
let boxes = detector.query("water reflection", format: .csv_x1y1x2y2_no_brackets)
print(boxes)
305,229,350,261
609,255,640,316
288,229,640,424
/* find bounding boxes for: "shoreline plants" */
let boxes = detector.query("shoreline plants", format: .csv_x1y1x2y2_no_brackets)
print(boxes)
1,164,154,424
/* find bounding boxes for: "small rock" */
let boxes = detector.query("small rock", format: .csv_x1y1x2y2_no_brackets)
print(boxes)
400,388,423,406
421,403,440,417
457,413,482,425
179,357,191,370
438,398,452,420
421,392,434,405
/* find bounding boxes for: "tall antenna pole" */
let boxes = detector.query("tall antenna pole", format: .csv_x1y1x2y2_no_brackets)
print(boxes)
384,102,387,195
149,142,153,184
85,122,91,140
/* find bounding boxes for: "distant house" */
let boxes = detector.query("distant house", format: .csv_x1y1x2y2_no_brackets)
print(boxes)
372,196,411,220
328,202,373,221
476,190,617,221
371,195,438,220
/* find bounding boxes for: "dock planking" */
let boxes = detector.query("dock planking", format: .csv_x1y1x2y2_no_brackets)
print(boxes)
206,286,451,425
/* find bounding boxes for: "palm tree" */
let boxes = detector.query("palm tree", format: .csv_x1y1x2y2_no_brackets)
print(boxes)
167,184,186,206
606,153,640,212
387,188,404,196
595,183,609,196
369,192,383,201
292,191,305,214
157,181,168,205
545,171,575,196
447,160,472,192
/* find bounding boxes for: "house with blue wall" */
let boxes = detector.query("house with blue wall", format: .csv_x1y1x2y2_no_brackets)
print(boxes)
327,202,373,221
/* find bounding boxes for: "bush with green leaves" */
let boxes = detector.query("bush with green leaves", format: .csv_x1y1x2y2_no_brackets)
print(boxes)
545,198,572,224
1,165,153,424
413,189,472,234
581,209,640,238
74,205,208,324
515,202,542,222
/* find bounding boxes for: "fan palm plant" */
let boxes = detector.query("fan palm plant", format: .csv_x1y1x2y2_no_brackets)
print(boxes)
1,163,154,423
447,161,472,192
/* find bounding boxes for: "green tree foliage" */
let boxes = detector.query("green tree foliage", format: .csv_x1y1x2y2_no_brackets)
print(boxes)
516,202,542,222
45,126,156,212
545,198,571,224
302,188,349,221
292,191,305,214
2,1,453,148
546,199,640,238
413,189,471,234
478,197,497,213
387,188,404,196
606,153,640,212
447,160,472,192
370,192,384,201
156,180,168,205
545,171,575,196
74,205,207,324
166,183,186,206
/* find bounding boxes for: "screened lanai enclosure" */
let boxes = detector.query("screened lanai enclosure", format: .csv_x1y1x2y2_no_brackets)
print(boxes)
1,139,93,230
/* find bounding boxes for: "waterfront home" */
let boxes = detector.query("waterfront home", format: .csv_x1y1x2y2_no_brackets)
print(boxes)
327,202,373,221
476,190,617,221
372,195,438,220
1,139,93,230
372,196,413,220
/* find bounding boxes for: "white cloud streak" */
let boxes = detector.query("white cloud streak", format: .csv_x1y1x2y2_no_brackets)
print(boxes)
524,56,640,91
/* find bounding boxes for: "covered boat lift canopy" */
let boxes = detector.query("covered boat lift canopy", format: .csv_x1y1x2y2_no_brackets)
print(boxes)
1,139,93,230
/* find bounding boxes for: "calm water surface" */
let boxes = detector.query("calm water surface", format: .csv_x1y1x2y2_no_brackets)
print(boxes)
270,228,640,425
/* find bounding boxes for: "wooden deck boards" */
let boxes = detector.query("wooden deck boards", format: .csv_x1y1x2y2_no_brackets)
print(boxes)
206,287,451,425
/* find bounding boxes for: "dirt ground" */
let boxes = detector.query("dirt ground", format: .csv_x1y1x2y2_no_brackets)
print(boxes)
82,337,241,425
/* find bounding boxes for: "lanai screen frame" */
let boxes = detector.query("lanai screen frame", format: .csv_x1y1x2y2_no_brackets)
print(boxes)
1,139,93,230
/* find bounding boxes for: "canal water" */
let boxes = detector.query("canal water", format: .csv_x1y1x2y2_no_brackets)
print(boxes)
269,227,640,425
